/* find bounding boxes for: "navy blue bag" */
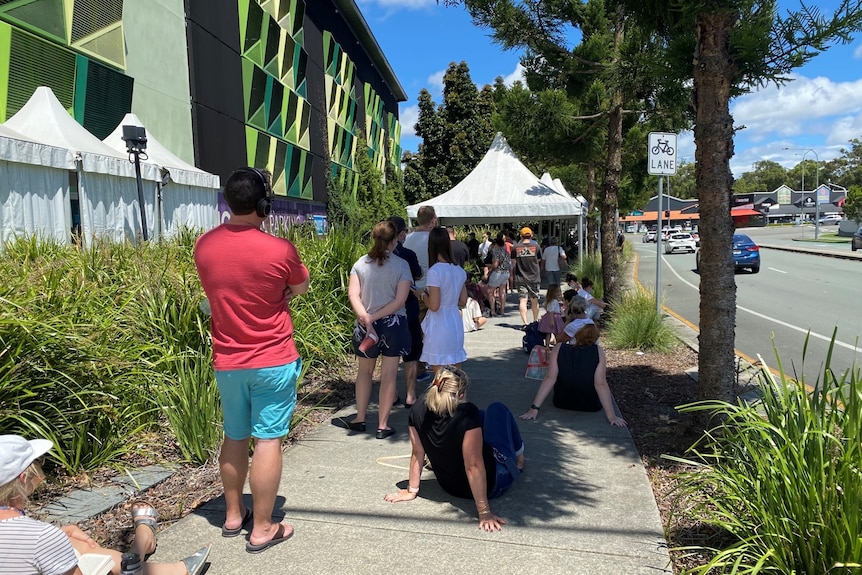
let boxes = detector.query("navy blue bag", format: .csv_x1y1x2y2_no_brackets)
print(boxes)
522,321,544,354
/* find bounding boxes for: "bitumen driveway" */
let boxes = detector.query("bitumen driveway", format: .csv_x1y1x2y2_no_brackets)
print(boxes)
147,306,673,574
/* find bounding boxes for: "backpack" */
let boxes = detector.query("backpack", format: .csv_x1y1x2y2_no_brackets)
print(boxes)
522,321,544,354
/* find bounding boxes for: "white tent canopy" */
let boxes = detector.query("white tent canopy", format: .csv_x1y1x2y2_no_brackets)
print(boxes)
0,124,75,243
4,87,160,243
103,114,218,188
406,133,585,225
104,114,219,238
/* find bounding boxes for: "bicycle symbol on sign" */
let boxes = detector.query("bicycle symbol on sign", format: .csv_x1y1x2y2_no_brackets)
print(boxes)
651,138,675,156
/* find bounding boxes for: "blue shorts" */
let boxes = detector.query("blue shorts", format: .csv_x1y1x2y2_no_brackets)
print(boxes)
215,359,301,440
353,314,411,359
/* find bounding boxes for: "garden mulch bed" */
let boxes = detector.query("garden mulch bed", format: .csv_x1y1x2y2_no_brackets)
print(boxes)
33,348,714,573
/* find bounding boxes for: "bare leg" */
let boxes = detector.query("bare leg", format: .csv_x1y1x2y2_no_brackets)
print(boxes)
486,286,497,317
475,316,487,329
67,539,188,575
404,360,418,405
354,356,376,423
531,296,540,322
377,355,399,430
497,286,506,315
219,437,250,533
248,437,291,546
519,297,528,325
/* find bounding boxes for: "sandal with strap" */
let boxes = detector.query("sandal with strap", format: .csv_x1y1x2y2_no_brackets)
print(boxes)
130,500,158,559
181,543,212,575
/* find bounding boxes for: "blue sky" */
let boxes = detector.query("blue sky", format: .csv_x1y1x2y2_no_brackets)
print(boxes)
357,0,862,179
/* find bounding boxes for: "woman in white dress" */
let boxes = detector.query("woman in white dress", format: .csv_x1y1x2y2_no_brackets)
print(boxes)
419,227,468,370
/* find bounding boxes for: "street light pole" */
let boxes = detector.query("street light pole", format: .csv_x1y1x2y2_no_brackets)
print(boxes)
783,147,819,232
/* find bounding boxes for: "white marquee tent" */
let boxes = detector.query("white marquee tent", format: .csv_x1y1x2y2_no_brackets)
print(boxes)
4,86,160,244
0,123,76,243
104,114,219,239
406,133,585,225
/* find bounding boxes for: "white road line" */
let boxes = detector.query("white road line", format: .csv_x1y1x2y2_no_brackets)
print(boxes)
659,255,862,353
768,267,787,274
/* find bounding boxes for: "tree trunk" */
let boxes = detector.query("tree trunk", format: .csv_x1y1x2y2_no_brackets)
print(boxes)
600,3,625,305
693,10,738,408
586,163,598,256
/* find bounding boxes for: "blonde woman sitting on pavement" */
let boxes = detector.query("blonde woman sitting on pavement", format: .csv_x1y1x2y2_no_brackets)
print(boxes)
384,367,524,531
519,324,627,426
0,435,211,575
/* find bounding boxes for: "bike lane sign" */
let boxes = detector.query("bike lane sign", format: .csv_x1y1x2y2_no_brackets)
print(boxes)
648,132,678,175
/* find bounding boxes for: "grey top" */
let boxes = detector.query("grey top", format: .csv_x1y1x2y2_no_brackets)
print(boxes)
350,253,413,317
403,230,430,288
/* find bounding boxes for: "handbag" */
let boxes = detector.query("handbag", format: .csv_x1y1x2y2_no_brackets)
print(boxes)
556,246,567,268
524,345,549,380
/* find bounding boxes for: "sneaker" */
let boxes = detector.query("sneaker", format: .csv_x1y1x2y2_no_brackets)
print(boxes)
416,372,434,384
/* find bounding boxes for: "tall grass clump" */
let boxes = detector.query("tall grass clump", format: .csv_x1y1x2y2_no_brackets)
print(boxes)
603,288,678,352
571,253,603,296
669,336,862,573
286,223,366,370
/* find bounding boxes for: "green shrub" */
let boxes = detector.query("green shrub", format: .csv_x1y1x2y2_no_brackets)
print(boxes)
669,335,862,573
603,288,678,352
572,253,603,297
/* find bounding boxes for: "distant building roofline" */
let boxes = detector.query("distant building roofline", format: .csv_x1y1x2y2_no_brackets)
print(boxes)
335,0,408,102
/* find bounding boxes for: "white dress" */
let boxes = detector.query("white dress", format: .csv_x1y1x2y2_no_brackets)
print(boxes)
421,262,468,365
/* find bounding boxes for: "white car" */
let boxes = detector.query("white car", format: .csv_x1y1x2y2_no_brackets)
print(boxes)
817,214,843,225
661,226,682,241
642,229,656,242
665,232,697,254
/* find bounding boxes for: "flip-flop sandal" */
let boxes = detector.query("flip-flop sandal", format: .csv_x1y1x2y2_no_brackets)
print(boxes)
130,500,158,559
245,522,294,554
221,507,253,537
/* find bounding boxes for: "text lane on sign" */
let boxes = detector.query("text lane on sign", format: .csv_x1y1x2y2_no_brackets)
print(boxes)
648,132,678,176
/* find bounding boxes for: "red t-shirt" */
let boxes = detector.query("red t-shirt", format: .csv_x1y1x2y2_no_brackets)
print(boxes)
194,224,309,371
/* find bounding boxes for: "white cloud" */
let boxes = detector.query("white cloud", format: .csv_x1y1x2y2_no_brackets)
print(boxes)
854,43,862,59
501,63,525,86
400,104,419,137
427,70,446,94
731,74,862,140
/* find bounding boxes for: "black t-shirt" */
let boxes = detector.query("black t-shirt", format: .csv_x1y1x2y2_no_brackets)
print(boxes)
553,344,602,411
451,240,470,267
467,238,480,259
409,399,495,499
394,242,422,318
512,240,542,284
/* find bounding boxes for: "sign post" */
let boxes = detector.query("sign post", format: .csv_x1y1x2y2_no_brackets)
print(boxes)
648,132,678,315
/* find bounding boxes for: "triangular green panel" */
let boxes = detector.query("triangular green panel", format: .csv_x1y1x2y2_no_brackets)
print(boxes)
268,113,282,138
244,40,263,67
3,0,66,43
249,104,267,131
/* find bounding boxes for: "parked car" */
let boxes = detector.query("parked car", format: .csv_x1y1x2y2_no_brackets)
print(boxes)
695,233,760,273
642,229,656,243
817,214,843,225
665,232,697,254
853,226,862,252
660,226,682,241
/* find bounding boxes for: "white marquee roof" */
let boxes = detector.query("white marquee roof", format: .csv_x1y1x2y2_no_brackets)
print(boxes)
4,86,157,179
407,133,584,225
103,114,220,189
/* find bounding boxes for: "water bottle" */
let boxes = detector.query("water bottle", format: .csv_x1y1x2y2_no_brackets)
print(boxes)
120,552,143,575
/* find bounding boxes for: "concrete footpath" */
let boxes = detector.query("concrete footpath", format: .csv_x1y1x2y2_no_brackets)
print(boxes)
148,307,672,575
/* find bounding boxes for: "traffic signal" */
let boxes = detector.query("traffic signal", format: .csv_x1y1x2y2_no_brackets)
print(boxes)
664,210,670,218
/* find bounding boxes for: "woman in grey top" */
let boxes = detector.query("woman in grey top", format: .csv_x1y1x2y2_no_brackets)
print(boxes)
342,220,413,439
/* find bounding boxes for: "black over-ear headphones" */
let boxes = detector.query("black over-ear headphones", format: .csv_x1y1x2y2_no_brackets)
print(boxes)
238,167,272,217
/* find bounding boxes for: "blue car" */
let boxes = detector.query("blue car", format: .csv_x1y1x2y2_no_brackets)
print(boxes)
732,234,760,273
695,233,761,274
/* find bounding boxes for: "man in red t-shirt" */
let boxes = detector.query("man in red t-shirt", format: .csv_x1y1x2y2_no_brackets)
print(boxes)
194,167,309,554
